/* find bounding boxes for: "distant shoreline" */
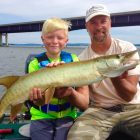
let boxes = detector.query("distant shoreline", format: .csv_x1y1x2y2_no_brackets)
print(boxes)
2,43,89,48
1,43,140,47
1,45,87,49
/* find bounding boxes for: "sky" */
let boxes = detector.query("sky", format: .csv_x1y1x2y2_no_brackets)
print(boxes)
0,0,140,45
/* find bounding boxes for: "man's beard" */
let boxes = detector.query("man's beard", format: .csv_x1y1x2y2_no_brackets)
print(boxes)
90,30,109,43
94,34,106,42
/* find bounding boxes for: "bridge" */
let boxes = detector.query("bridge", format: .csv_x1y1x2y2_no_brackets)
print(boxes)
0,10,140,46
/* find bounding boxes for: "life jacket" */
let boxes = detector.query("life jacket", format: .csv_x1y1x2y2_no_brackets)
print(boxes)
36,51,73,67
30,51,78,120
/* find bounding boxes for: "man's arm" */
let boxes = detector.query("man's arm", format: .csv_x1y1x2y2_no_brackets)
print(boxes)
111,71,139,102
54,86,89,110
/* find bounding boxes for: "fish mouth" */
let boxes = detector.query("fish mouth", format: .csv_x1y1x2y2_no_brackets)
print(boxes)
119,50,138,64
121,50,137,57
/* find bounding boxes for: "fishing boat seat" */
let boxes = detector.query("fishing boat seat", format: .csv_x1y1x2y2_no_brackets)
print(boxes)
24,54,38,120
25,54,37,74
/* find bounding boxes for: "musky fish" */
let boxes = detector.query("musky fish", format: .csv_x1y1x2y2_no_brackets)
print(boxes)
0,50,139,120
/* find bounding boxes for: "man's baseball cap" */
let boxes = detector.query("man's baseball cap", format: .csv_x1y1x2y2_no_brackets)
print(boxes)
85,4,110,23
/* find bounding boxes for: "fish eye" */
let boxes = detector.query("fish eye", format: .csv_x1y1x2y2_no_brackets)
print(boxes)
116,54,121,58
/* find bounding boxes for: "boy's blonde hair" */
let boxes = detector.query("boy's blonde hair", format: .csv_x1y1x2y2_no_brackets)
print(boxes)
42,18,71,36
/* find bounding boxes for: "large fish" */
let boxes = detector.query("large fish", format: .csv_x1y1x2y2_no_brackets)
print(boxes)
0,50,139,120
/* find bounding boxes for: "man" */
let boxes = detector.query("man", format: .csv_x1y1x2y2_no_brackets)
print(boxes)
67,4,140,140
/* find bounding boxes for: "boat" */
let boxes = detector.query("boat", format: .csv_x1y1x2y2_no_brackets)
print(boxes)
0,113,31,140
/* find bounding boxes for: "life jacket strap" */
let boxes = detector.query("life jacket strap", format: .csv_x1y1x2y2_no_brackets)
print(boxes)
33,102,72,113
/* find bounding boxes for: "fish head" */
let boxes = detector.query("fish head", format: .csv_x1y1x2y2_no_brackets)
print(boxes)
97,50,139,78
96,50,138,70
104,50,138,67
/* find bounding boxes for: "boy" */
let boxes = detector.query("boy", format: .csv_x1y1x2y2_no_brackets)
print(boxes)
28,18,89,140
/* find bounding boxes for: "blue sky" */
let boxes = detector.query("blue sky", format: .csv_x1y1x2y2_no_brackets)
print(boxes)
0,0,140,44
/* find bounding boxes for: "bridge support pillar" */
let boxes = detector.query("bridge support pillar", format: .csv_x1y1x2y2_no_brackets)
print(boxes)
0,33,2,47
0,33,9,47
5,33,9,47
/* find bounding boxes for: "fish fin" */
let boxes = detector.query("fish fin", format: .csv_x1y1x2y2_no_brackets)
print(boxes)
0,76,20,88
103,71,124,78
10,103,23,121
33,94,45,106
34,87,55,106
44,87,55,104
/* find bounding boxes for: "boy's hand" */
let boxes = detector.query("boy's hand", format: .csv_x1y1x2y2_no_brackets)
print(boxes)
29,88,45,106
47,61,65,67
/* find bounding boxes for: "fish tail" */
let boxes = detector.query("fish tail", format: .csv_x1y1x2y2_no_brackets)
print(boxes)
0,98,10,119
0,100,4,119
0,76,20,88
0,76,20,119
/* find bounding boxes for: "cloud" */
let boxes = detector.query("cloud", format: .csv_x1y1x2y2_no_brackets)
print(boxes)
1,0,140,20
0,0,140,44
